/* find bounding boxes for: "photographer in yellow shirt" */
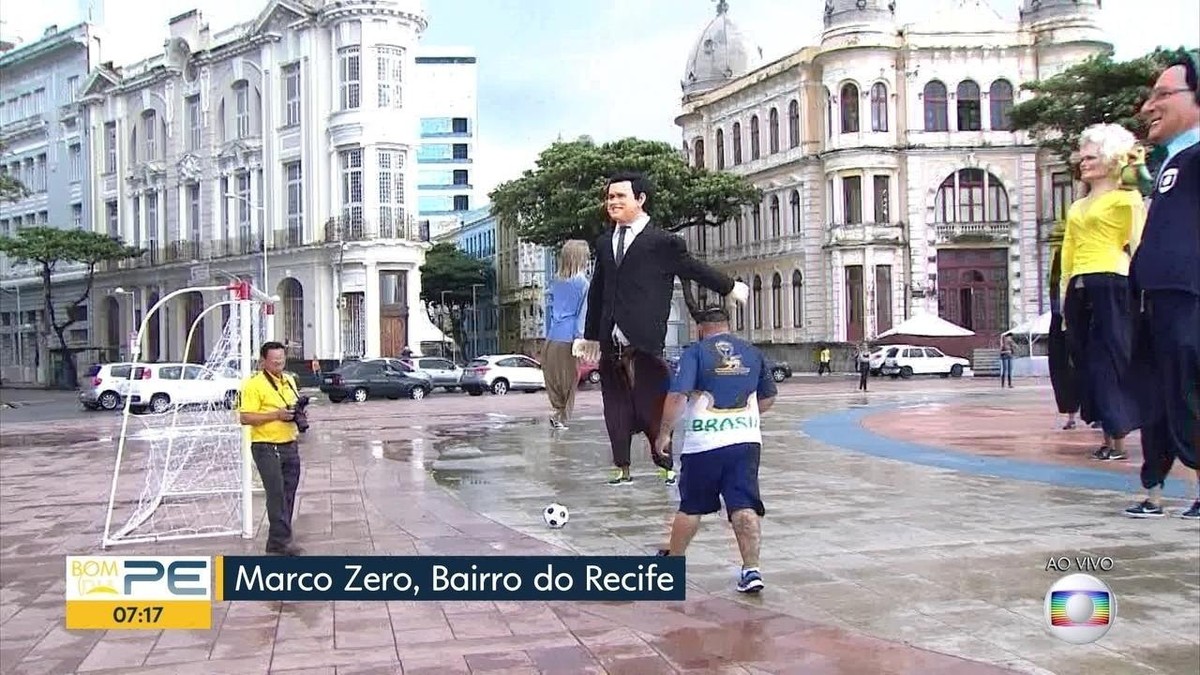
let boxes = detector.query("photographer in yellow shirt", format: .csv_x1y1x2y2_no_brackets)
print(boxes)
239,341,309,556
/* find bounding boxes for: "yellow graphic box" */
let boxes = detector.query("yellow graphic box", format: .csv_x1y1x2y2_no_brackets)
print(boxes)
65,556,213,630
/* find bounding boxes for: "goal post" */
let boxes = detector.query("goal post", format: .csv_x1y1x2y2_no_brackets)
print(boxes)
101,281,264,548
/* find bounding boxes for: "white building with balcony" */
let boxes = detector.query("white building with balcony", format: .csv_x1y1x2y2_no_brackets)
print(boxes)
76,0,447,370
0,22,104,386
675,0,1105,360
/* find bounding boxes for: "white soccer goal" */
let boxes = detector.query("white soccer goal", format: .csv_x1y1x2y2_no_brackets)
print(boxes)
101,281,274,548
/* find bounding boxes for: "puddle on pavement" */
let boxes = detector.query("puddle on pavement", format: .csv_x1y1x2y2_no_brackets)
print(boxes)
1,431,108,448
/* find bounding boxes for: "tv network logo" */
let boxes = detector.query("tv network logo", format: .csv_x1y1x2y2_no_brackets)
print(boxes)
1044,573,1116,644
65,556,212,601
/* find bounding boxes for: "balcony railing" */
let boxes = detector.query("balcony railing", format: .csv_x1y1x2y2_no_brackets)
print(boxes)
934,221,1013,244
85,216,426,276
323,215,422,243
826,222,906,248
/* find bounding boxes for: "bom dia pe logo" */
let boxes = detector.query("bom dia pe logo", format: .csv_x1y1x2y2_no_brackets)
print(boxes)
1044,573,1116,644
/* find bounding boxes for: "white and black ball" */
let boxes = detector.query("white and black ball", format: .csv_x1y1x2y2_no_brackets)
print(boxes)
543,503,569,528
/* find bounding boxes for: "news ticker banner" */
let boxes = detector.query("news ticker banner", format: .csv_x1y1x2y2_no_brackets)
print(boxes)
66,554,685,629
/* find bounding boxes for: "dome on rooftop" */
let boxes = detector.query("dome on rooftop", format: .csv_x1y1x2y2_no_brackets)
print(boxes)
681,1,762,99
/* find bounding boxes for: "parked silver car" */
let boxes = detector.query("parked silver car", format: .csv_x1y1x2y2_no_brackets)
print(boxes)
413,356,464,391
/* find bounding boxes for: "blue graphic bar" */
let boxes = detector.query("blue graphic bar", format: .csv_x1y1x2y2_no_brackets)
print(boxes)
219,556,685,601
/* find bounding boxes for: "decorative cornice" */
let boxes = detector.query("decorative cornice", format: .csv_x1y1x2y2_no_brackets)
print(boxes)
318,4,428,31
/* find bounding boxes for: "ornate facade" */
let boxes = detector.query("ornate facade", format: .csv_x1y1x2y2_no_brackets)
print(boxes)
675,0,1104,356
78,0,447,369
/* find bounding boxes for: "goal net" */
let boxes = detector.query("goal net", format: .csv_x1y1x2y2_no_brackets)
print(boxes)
101,291,258,548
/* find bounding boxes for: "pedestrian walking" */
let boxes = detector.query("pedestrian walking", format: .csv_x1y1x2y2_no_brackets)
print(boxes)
542,240,591,430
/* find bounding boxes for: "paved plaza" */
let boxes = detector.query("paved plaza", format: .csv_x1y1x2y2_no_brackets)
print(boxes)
0,377,1197,674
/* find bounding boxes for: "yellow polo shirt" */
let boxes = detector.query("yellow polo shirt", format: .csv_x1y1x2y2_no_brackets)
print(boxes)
239,371,299,444
1060,189,1146,292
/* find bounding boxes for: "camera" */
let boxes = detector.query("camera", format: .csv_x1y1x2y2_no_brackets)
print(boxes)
287,395,311,433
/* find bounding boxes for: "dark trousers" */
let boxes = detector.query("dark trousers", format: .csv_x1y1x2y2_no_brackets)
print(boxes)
1134,290,1200,490
598,343,673,470
1047,312,1080,414
817,362,831,375
999,354,1013,387
858,363,869,390
251,441,301,550
1063,273,1140,438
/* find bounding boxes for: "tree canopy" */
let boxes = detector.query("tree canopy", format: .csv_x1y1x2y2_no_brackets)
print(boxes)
489,136,762,249
418,241,492,308
0,227,143,386
0,142,27,203
1009,47,1194,167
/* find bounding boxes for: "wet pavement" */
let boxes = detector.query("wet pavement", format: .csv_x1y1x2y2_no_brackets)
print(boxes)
0,377,1197,674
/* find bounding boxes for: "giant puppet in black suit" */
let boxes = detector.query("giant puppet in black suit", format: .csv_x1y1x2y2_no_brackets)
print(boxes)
572,171,749,485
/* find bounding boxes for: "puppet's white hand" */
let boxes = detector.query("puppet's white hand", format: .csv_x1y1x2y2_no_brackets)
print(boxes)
572,339,600,362
730,281,750,304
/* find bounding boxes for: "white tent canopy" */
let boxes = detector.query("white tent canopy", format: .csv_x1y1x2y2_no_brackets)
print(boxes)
876,312,975,339
1004,311,1052,338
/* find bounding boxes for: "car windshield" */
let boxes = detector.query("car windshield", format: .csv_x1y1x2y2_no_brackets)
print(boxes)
467,359,488,368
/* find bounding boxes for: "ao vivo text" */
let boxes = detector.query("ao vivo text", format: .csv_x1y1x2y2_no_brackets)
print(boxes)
1044,555,1115,573
221,555,685,602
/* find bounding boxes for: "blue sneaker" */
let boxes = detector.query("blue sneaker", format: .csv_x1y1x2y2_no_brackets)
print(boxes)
736,568,763,593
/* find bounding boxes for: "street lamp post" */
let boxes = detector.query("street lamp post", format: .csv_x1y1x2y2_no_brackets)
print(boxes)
225,193,268,293
470,283,486,360
0,286,24,372
112,287,136,360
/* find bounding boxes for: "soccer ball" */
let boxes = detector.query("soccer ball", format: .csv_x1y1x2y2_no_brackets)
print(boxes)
543,503,569,528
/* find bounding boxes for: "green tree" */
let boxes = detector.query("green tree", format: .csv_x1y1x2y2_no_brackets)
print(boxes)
489,136,762,249
418,241,492,352
0,142,27,202
0,227,143,387
1009,47,1194,168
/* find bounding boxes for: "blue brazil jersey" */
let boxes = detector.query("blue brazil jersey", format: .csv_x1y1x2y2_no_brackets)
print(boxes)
669,333,778,455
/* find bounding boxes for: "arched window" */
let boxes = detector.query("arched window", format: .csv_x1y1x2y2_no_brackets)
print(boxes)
789,189,801,234
693,138,705,168
769,195,780,237
751,204,762,239
956,80,981,131
768,107,780,153
733,214,743,245
791,270,803,327
716,128,725,169
870,83,888,132
734,276,746,330
840,83,859,133
732,122,743,164
923,80,948,132
752,275,763,329
989,79,1014,130
788,99,800,148
934,169,1010,223
750,115,760,160
824,87,833,140
771,273,782,329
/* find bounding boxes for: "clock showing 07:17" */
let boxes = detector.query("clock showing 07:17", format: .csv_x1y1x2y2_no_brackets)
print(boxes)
65,556,214,630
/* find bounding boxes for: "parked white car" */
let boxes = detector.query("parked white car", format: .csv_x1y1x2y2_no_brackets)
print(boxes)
79,362,136,411
879,345,969,379
127,363,244,414
461,354,545,395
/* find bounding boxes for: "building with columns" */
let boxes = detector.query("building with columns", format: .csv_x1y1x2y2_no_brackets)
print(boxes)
0,22,104,386
73,0,448,371
675,0,1104,361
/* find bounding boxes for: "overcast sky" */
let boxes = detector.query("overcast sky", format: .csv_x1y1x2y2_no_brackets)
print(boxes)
4,0,1197,197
